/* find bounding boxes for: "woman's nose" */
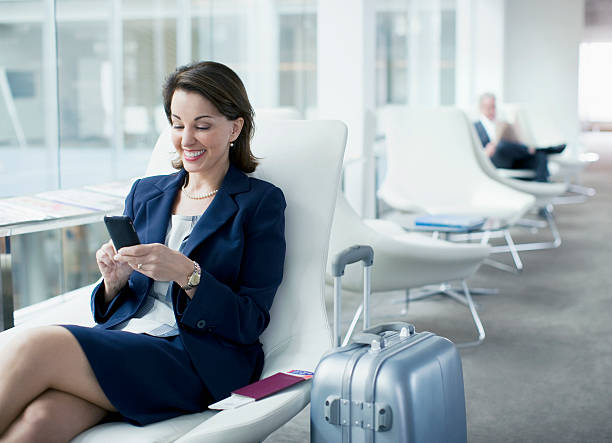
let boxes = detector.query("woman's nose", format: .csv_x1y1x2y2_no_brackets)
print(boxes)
182,126,196,147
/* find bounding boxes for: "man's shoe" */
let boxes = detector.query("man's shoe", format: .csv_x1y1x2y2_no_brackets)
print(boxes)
536,143,566,155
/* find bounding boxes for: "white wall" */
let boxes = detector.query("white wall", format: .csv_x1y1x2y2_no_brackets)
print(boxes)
317,0,376,217
503,0,584,146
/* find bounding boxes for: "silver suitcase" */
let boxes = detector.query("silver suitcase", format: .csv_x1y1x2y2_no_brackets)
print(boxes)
311,246,467,443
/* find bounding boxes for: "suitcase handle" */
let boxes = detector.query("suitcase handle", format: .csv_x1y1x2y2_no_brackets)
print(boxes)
351,322,415,349
332,245,374,347
331,245,374,277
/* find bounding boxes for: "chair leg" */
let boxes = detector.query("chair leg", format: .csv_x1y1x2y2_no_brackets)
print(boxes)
402,289,411,315
445,280,485,348
391,282,487,347
343,303,364,347
490,207,561,255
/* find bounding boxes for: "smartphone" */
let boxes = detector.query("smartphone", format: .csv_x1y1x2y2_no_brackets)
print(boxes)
104,215,141,250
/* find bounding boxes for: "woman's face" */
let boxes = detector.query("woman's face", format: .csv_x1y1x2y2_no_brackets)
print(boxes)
170,89,243,177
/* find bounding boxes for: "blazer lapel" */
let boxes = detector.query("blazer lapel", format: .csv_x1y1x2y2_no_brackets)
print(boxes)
181,189,237,257
144,170,185,244
181,164,249,257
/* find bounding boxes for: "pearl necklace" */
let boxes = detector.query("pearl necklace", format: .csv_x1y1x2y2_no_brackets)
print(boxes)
181,180,219,200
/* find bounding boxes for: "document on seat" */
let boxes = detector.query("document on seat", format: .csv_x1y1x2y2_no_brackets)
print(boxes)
208,370,314,410
415,214,486,231
208,393,255,410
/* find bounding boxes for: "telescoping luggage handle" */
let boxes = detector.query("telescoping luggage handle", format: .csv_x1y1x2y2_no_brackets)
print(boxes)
352,322,416,350
332,245,374,348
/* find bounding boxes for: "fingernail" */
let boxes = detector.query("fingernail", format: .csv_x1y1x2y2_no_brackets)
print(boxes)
114,254,120,260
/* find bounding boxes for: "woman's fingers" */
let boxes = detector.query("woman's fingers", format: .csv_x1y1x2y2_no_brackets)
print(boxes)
113,244,187,282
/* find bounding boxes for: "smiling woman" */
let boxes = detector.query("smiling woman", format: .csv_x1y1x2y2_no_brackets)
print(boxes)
169,89,241,198
0,61,287,442
162,61,258,174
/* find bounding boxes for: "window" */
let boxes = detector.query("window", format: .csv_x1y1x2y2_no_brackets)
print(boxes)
0,0,319,311
375,0,457,106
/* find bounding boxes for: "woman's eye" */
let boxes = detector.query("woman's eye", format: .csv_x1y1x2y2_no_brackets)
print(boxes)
172,125,184,129
196,126,210,130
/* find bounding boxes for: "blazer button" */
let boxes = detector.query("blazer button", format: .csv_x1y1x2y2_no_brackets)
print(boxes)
196,320,206,329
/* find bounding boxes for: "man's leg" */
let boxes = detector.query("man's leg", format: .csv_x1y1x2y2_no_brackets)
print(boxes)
516,150,549,182
490,140,532,169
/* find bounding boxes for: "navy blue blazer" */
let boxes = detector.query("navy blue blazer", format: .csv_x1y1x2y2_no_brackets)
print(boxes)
90,164,286,401
473,120,491,147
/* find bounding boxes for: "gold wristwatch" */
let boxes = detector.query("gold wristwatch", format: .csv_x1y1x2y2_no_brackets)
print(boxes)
182,261,201,291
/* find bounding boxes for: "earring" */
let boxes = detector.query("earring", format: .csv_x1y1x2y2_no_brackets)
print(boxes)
230,142,234,148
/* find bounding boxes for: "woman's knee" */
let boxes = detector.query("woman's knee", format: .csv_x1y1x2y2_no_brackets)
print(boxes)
7,391,108,443
18,396,57,437
21,400,53,428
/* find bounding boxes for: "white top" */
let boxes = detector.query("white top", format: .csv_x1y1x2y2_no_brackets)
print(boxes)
479,114,497,144
112,214,201,336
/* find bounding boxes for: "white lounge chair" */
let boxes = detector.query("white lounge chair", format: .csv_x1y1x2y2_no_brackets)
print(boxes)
377,106,535,272
328,192,491,347
0,119,348,443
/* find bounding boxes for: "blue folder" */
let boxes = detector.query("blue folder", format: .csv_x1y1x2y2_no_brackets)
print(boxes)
414,214,486,231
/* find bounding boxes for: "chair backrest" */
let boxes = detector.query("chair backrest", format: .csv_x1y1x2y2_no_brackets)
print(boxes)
145,121,347,374
501,102,567,148
379,106,502,208
378,105,535,220
254,107,301,121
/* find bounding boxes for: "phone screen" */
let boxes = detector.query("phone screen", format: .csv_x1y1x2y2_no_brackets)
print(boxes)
104,216,141,250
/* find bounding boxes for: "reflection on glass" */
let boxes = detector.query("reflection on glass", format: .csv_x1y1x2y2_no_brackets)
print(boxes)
376,0,457,106
0,1,50,197
440,8,456,105
123,0,177,148
57,20,110,149
278,9,317,113
376,10,409,105
192,0,249,80
192,0,316,115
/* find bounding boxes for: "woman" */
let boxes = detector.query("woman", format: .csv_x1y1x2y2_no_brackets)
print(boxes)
0,61,286,442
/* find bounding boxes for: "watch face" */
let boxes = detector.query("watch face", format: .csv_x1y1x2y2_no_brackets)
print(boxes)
189,272,200,286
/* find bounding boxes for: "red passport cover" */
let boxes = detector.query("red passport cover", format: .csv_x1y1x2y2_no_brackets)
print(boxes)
232,372,305,400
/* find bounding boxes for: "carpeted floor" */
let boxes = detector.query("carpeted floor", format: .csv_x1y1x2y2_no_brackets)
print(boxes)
265,132,612,443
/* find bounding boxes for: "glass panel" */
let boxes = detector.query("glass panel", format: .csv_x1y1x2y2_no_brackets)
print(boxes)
278,6,317,114
192,0,249,80
10,223,107,310
123,0,177,148
192,0,316,115
440,8,456,105
376,10,410,105
56,0,113,188
376,0,457,107
0,0,54,197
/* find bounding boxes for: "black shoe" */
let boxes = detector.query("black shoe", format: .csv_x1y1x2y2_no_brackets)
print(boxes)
536,143,566,155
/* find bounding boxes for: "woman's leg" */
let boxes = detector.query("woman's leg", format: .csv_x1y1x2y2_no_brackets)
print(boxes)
0,326,116,435
1,389,108,443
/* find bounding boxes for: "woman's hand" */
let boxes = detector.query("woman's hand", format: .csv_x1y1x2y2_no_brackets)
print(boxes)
95,240,133,302
113,243,194,289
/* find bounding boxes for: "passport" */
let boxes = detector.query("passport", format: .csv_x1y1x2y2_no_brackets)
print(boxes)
232,372,306,400
208,370,314,410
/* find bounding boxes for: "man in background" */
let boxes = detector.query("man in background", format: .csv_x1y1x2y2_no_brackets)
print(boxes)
474,93,565,182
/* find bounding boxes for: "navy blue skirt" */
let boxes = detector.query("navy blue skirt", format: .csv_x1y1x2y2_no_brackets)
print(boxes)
61,325,213,426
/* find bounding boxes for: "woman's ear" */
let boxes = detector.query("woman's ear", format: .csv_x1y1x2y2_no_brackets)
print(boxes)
230,117,244,142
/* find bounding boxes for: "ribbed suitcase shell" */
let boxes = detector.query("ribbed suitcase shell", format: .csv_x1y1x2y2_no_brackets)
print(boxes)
310,329,467,443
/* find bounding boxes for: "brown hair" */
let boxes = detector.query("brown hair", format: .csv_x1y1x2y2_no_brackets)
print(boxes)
163,61,257,172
